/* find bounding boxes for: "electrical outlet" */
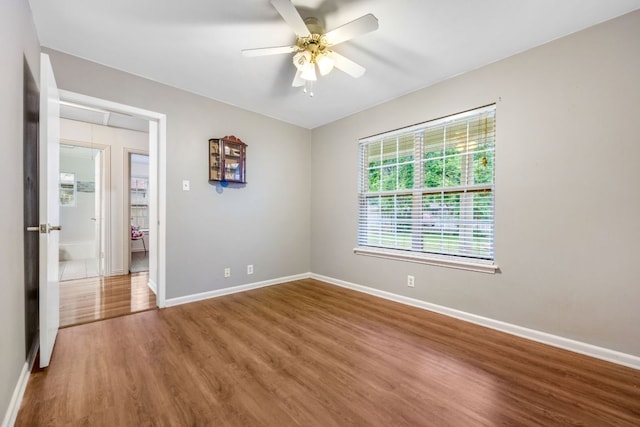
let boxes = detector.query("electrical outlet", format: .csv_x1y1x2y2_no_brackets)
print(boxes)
247,264,254,275
407,275,415,287
224,267,230,278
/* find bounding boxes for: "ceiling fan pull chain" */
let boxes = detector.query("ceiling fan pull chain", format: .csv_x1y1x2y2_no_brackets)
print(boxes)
303,80,314,97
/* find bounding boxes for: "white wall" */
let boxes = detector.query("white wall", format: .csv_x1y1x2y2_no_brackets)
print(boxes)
0,0,40,421
310,10,640,357
46,50,312,299
60,119,149,274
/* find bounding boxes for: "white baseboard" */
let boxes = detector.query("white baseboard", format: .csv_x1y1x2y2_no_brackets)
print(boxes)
164,273,311,307
2,339,38,427
310,273,640,371
147,278,158,295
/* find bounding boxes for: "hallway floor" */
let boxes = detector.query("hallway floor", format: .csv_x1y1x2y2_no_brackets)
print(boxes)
59,272,156,328
58,258,100,281
130,251,148,273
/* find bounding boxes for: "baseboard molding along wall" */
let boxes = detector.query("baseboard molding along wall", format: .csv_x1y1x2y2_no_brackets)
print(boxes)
2,339,38,427
309,273,640,371
164,273,310,307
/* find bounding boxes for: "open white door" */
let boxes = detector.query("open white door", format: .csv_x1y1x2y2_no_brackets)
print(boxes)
38,53,61,367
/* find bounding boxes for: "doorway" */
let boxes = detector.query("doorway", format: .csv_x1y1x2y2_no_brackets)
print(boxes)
57,90,167,309
58,143,106,281
129,152,150,273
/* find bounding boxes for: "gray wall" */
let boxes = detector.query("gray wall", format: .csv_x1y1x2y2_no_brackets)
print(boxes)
45,50,312,299
310,10,640,357
0,0,41,420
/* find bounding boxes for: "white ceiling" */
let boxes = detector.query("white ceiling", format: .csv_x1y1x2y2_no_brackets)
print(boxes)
29,0,640,129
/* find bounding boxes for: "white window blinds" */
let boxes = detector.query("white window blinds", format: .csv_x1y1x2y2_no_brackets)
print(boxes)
358,105,496,262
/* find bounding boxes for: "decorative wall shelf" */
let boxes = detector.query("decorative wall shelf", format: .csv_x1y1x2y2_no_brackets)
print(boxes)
209,135,247,184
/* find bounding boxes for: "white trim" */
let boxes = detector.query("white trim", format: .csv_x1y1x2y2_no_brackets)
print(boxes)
147,278,158,295
165,273,311,307
354,247,498,274
59,90,165,121
156,116,167,309
58,90,167,309
2,339,39,427
310,273,640,371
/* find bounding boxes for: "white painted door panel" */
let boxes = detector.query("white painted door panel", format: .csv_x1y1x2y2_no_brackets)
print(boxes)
39,53,61,368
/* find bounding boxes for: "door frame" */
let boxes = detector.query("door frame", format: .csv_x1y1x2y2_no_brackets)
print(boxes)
59,139,111,277
124,148,149,276
58,89,167,308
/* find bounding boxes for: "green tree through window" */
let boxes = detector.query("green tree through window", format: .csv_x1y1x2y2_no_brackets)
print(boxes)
358,105,496,261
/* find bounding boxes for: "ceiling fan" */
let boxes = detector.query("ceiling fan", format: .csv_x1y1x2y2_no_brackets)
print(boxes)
242,0,379,96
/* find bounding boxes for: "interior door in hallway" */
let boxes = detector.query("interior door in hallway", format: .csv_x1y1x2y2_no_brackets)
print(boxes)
59,144,105,281
38,53,61,368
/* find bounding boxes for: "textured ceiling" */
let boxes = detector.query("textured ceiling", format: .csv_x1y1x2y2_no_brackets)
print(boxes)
29,0,640,129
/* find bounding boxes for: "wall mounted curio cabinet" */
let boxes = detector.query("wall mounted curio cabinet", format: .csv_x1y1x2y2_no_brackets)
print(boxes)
209,135,247,184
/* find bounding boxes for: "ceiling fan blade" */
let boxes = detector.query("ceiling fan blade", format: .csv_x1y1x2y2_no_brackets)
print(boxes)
327,51,366,78
242,45,296,57
324,13,378,46
270,0,311,38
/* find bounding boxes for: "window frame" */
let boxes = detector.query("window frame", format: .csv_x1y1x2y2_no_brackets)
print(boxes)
355,105,498,274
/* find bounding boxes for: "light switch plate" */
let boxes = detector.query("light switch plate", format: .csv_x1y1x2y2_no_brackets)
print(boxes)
182,180,190,191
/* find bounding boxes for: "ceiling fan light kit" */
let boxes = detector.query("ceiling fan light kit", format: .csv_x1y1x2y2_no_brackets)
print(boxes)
242,0,378,97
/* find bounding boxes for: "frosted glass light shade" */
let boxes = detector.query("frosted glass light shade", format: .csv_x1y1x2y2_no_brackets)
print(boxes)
300,63,317,81
293,51,312,71
292,70,305,87
316,54,335,76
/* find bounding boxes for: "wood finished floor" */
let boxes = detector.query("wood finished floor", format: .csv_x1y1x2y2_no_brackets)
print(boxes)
18,278,640,426
59,272,156,328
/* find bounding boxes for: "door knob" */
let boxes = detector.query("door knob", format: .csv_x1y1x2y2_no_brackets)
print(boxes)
26,224,62,233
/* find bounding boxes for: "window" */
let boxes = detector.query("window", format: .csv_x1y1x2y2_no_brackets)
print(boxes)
356,105,496,272
59,172,76,207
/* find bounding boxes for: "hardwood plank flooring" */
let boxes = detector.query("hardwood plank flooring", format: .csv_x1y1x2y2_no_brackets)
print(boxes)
18,278,640,426
59,272,156,328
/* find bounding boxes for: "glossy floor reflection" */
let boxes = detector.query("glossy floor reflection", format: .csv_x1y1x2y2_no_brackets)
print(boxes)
59,272,156,328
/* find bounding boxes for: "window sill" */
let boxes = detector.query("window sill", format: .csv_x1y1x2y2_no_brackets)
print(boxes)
353,247,498,274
